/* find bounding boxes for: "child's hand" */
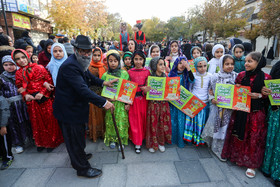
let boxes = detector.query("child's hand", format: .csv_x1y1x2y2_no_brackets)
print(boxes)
235,84,241,87
261,86,272,96
140,86,152,94
248,92,262,99
35,93,44,100
211,99,219,105
43,82,54,91
182,60,190,71
209,89,214,96
25,94,35,102
104,79,118,87
0,126,7,136
165,56,172,61
18,87,26,94
125,104,130,111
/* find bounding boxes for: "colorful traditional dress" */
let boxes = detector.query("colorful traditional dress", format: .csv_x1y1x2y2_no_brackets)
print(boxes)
202,55,238,159
102,69,129,146
184,71,211,146
15,49,63,148
262,60,280,182
128,67,150,146
88,48,107,142
221,70,271,168
146,57,172,151
169,56,194,148
0,71,31,146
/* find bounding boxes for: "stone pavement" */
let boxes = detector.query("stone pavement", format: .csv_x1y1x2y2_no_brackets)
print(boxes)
0,138,275,187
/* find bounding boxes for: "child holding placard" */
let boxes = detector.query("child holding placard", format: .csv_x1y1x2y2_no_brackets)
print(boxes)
169,56,194,148
128,50,150,153
232,44,245,73
165,41,184,72
102,50,129,150
222,52,271,178
208,44,224,74
261,60,280,186
146,57,172,153
184,57,211,146
202,55,238,160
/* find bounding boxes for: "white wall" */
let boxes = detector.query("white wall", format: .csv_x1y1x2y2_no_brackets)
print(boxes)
31,31,49,46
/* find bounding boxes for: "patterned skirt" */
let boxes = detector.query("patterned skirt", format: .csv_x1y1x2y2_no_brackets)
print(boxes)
262,106,280,181
146,101,172,150
88,103,106,142
170,104,186,148
221,109,267,168
184,102,209,146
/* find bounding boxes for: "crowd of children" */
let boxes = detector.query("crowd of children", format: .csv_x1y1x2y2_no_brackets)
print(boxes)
0,34,279,186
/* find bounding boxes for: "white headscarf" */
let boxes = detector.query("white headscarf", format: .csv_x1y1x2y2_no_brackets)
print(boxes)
217,55,237,83
46,43,68,86
212,44,225,57
147,44,161,58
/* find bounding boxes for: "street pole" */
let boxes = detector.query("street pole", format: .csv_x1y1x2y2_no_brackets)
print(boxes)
1,0,9,35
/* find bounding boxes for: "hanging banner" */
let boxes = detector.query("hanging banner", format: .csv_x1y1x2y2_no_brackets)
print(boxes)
146,76,180,100
12,13,31,29
264,79,280,106
169,86,206,118
101,75,138,104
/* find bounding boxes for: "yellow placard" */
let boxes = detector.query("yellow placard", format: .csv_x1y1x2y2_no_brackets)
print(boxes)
12,13,31,29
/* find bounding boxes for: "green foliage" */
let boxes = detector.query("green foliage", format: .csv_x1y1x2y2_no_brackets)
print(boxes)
259,0,280,38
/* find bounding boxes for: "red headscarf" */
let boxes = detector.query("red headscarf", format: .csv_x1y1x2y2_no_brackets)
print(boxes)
11,49,36,88
89,47,106,78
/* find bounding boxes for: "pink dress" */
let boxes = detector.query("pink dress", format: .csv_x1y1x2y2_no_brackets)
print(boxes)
128,68,150,145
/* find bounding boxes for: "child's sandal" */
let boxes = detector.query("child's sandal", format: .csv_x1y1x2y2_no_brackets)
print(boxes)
245,168,256,178
135,147,141,154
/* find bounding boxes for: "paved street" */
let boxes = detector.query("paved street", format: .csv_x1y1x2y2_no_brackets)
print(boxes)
0,65,276,187
0,137,275,187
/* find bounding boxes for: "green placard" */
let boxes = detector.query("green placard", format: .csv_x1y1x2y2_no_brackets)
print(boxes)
101,75,121,99
215,83,234,109
145,58,152,69
264,79,280,106
146,76,166,100
169,86,193,110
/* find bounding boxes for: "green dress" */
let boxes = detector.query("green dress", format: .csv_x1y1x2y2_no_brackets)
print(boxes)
102,70,130,146
262,106,280,181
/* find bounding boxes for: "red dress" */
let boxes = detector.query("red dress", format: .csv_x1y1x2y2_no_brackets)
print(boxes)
15,64,63,148
146,101,172,150
221,71,271,168
128,68,150,145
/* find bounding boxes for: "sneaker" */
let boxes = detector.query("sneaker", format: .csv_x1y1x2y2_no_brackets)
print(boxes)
15,146,24,154
149,148,155,153
109,142,116,149
118,145,124,152
158,145,165,152
1,158,14,170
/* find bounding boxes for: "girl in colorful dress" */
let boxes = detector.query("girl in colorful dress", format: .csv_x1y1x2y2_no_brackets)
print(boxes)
128,50,150,153
202,55,238,160
88,47,107,142
102,50,129,150
169,56,194,148
184,57,211,146
165,41,184,72
208,44,224,74
13,49,63,153
46,43,68,87
261,60,280,186
0,55,32,154
146,57,172,153
221,52,271,178
122,51,133,71
232,44,245,73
